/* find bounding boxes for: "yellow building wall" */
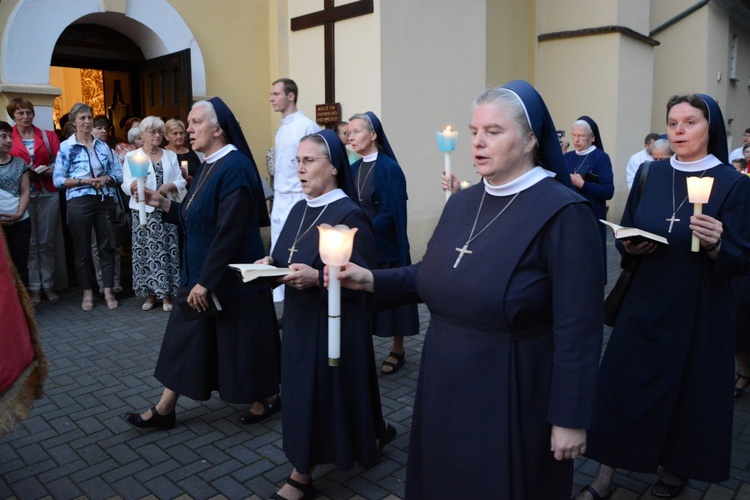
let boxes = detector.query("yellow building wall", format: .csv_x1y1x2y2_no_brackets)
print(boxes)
167,0,274,167
486,0,535,87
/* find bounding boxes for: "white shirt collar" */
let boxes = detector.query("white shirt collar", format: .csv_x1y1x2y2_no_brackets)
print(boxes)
575,145,597,156
483,166,556,197
307,188,347,207
203,144,237,163
362,151,378,162
670,154,722,172
281,110,303,125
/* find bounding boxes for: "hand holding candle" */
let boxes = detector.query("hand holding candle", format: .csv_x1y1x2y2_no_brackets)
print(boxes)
687,176,714,252
318,223,358,366
129,152,150,228
436,126,458,201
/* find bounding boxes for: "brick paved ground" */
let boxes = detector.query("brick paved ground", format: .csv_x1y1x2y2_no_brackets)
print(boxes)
2,240,750,499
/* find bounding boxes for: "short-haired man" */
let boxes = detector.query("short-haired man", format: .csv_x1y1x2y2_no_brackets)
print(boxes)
269,78,320,301
729,128,750,162
626,132,659,189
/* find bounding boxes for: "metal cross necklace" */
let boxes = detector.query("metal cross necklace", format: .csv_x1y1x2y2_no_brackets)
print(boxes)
667,167,706,233
453,189,520,268
288,203,329,264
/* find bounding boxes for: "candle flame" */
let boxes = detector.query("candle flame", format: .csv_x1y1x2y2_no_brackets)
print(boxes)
444,125,452,133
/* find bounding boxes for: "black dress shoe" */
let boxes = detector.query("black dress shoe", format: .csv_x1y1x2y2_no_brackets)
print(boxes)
378,423,397,453
239,395,281,424
124,406,176,430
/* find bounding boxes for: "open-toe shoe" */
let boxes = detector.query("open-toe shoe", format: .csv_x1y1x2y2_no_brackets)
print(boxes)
271,476,316,500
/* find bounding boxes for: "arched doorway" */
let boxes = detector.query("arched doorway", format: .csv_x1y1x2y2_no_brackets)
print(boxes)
1,0,206,128
0,0,206,289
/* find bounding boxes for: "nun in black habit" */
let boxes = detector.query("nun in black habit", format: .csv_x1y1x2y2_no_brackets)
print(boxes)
578,94,750,500
124,97,281,430
264,129,394,500
348,111,420,374
333,80,605,499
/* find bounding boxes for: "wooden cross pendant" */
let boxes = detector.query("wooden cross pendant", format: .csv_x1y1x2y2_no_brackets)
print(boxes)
666,215,680,233
453,243,473,268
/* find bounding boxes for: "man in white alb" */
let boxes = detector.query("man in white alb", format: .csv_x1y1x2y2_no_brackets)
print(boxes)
729,128,750,162
625,132,659,190
269,78,320,301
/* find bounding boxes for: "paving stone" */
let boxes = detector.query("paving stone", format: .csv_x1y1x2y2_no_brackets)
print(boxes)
3,243,750,499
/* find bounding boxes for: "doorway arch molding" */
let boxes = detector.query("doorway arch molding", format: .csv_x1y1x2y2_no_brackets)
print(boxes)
1,0,207,108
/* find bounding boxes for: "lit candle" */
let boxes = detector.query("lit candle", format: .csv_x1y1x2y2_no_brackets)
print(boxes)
128,152,150,228
460,180,471,190
686,176,714,252
436,126,458,201
180,160,188,177
318,223,358,366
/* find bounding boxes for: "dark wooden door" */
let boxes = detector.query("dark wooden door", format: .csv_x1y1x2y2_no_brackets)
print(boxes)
140,48,192,122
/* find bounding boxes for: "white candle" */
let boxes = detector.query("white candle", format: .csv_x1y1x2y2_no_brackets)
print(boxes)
128,152,150,228
180,160,188,177
436,126,458,201
318,223,358,366
136,177,147,228
327,265,341,363
686,176,714,252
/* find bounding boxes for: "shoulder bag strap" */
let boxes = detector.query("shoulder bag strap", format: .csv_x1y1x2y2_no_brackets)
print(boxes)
635,161,651,208
40,130,54,163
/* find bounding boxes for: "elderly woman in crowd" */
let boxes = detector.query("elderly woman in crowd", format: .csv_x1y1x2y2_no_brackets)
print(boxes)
53,103,122,311
577,94,750,500
563,116,615,268
123,98,280,430
261,129,394,499
334,81,604,499
91,114,123,295
114,116,141,164
122,116,186,312
164,118,200,186
7,98,60,302
347,111,419,374
650,138,673,162
0,121,31,287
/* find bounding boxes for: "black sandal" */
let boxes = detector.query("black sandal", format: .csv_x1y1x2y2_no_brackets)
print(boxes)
380,351,405,375
651,477,685,498
238,395,282,424
271,476,316,500
735,373,750,398
573,484,612,500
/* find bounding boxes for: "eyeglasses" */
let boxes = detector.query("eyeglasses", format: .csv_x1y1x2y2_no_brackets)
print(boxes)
292,156,327,167
144,129,163,136
571,134,591,140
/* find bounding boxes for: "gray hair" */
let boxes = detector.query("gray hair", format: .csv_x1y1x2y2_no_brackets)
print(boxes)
68,102,93,123
348,113,374,132
651,138,672,157
192,100,220,131
139,115,165,134
127,127,141,144
474,87,534,140
572,119,593,136
300,133,330,158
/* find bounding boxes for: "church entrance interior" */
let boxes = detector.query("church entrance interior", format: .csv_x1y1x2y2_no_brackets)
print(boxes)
48,22,192,292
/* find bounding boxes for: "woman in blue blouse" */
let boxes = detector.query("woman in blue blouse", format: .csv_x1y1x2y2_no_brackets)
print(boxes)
53,103,122,311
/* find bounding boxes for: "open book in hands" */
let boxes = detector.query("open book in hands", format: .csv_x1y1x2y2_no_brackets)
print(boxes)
599,219,668,245
228,263,293,285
